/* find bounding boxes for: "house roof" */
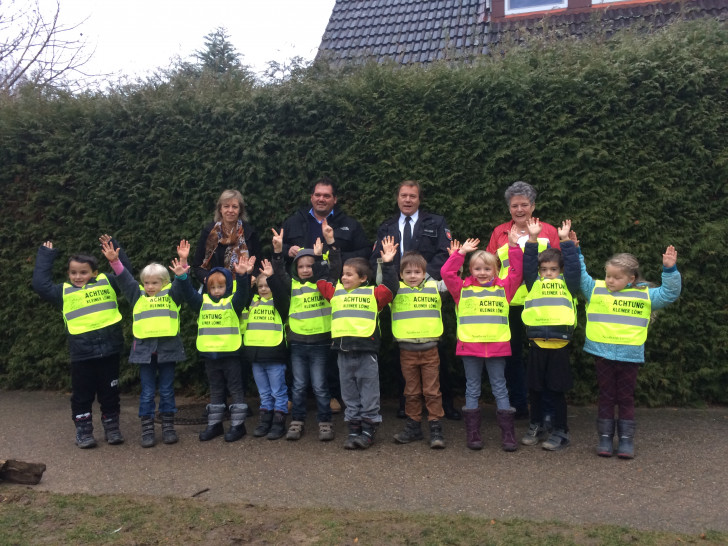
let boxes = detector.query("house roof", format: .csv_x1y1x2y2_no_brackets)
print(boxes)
316,0,728,67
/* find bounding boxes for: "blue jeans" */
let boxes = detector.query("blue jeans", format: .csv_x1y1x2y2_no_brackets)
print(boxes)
462,356,510,411
138,357,176,417
252,362,288,413
290,343,331,422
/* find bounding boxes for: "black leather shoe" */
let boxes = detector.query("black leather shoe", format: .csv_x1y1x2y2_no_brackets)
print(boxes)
443,405,462,421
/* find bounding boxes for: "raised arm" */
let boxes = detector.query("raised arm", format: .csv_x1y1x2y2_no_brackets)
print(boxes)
32,242,62,306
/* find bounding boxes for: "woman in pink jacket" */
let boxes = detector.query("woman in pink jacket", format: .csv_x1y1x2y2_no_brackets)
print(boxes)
441,227,522,452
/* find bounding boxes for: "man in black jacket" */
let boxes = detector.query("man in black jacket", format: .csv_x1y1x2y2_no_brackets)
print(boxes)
371,180,462,420
281,177,370,265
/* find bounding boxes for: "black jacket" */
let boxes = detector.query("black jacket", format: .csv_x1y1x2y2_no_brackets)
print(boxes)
370,211,451,281
192,220,262,286
32,241,131,362
281,207,370,265
523,240,580,341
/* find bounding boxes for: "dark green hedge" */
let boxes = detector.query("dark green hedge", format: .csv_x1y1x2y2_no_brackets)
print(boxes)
1,20,726,405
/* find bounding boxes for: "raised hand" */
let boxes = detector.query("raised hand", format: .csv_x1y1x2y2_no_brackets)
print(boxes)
558,219,572,241
313,237,323,256
380,235,399,263
177,240,190,264
460,238,480,254
663,245,677,268
100,240,119,262
98,234,112,246
288,245,301,258
42,241,53,249
508,225,521,247
169,258,189,276
569,230,579,248
448,239,462,256
271,228,284,254
243,255,257,275
259,259,274,277
322,218,335,245
527,217,542,241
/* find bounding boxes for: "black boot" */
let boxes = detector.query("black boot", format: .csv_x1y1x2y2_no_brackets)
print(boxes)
393,418,423,444
199,403,225,441
225,403,247,442
597,418,615,457
101,412,125,445
353,419,377,449
429,420,446,449
442,396,462,421
253,409,274,437
161,412,178,445
266,411,287,440
74,414,97,449
617,419,636,459
343,420,362,450
140,415,156,448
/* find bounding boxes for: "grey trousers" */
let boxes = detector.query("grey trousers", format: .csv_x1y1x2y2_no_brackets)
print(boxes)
338,350,382,423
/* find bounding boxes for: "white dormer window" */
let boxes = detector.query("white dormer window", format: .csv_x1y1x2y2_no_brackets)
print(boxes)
506,0,568,15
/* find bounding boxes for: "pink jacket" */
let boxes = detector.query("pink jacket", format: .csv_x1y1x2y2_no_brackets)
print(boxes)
441,247,524,358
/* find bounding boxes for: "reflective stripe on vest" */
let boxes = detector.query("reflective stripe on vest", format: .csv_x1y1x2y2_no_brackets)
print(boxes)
522,276,577,327
391,281,443,339
288,280,331,335
330,284,377,338
586,281,651,345
196,295,242,352
243,296,284,347
497,238,548,306
457,284,510,343
62,274,122,334
132,284,180,338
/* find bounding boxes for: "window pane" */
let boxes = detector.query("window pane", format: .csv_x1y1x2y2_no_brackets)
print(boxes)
508,0,567,11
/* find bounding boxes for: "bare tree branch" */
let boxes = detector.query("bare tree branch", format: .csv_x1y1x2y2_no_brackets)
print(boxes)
0,0,93,94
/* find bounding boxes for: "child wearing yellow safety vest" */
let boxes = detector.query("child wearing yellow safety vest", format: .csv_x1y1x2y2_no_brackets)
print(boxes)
271,225,334,442
244,259,291,441
315,236,400,449
391,250,447,449
580,242,681,459
32,235,131,449
101,239,192,448
182,256,256,443
520,219,580,451
441,227,523,452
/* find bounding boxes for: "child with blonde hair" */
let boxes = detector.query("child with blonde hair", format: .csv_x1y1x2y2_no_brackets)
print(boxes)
580,242,681,458
441,226,522,451
101,240,191,447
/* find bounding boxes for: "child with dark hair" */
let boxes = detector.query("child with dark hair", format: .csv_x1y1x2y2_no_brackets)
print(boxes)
101,239,191,447
315,236,400,449
521,219,580,451
182,254,257,442
32,235,132,449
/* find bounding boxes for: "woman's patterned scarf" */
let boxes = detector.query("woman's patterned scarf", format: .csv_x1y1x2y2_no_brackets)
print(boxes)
201,220,249,272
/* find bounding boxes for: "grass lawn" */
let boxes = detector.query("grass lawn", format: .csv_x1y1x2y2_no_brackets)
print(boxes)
0,487,725,545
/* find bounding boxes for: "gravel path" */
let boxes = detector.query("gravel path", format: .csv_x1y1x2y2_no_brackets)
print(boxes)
1,391,726,534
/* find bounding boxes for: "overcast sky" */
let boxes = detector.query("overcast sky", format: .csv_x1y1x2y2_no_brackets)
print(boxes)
29,0,337,82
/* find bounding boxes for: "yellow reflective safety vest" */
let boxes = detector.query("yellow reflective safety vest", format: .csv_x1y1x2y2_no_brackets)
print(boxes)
330,283,377,338
457,284,510,343
288,279,331,335
132,284,180,338
196,294,242,352
586,281,651,346
497,239,548,306
391,281,443,339
243,295,284,347
522,276,577,327
239,308,249,335
62,273,122,335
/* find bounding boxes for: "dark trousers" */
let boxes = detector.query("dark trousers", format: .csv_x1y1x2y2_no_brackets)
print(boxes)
595,357,640,420
70,355,121,419
205,356,245,405
504,306,528,411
